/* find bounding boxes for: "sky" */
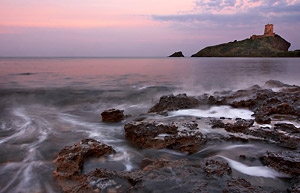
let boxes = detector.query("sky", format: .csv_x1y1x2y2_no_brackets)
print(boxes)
0,0,299,57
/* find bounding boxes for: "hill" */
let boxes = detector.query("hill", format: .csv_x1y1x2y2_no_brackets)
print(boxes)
191,35,299,57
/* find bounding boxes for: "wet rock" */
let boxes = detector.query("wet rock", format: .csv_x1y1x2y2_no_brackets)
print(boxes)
289,177,300,193
101,109,125,122
223,178,281,193
53,139,116,192
264,80,293,88
274,123,300,134
224,119,254,133
135,158,231,193
148,94,200,113
260,151,300,177
210,117,299,149
255,115,271,124
210,119,226,128
124,118,206,153
54,139,115,177
204,159,232,177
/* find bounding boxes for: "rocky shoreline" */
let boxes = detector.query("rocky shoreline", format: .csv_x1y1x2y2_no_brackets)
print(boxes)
54,80,300,193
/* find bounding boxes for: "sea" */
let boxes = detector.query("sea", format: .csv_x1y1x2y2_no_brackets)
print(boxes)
0,57,299,192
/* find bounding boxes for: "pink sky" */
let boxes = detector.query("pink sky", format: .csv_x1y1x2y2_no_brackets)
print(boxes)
0,0,299,56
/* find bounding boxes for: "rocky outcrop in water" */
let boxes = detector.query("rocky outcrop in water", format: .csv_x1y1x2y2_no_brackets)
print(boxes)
54,141,281,193
148,93,200,114
53,139,116,192
124,117,206,153
260,151,300,176
169,51,184,57
101,109,125,122
54,80,300,192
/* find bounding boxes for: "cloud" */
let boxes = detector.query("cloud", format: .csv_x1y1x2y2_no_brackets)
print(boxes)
152,0,300,27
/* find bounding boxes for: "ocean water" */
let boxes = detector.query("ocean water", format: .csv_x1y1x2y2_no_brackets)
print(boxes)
0,57,300,192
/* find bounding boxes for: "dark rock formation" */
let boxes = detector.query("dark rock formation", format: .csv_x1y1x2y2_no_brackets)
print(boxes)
54,139,115,177
169,51,184,57
224,119,254,133
260,151,300,176
124,117,206,153
53,139,116,192
53,80,300,192
101,109,125,122
191,35,297,57
210,118,299,149
148,93,200,113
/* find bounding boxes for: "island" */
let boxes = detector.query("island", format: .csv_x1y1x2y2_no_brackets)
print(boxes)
191,24,300,57
169,51,184,57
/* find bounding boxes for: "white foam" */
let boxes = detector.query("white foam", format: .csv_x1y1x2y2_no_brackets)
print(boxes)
253,122,272,128
168,106,253,120
223,144,255,150
218,156,288,178
158,149,188,156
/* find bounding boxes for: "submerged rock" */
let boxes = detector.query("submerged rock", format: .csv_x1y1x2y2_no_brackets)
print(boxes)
101,109,125,122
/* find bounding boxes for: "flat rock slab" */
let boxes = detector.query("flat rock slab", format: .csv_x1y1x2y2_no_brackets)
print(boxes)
124,117,207,153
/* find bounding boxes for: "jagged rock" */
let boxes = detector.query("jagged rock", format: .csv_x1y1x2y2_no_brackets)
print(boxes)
169,51,184,57
224,119,254,133
53,139,116,192
223,178,281,193
101,109,125,122
210,118,299,149
54,139,115,177
148,93,200,113
124,117,206,153
260,151,300,177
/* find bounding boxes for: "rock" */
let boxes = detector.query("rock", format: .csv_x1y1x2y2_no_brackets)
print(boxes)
135,158,231,193
223,178,280,193
148,93,200,113
54,139,115,177
53,139,116,192
289,177,300,193
204,159,232,177
224,119,254,133
124,117,206,153
169,51,184,57
260,151,300,176
210,117,299,149
101,109,125,122
255,115,271,124
274,123,300,134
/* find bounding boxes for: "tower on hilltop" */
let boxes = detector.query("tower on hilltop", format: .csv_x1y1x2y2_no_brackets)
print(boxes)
264,24,274,36
251,24,276,39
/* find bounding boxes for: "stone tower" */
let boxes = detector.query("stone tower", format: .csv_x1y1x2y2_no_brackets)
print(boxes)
251,24,276,39
264,24,274,36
